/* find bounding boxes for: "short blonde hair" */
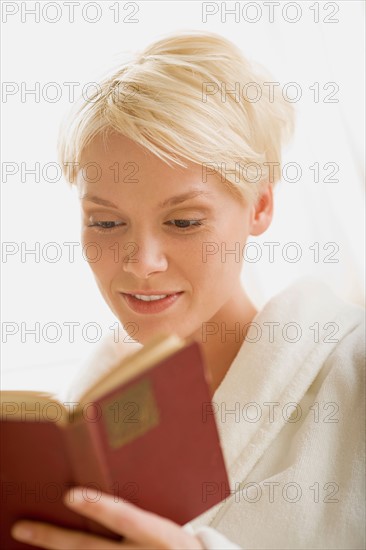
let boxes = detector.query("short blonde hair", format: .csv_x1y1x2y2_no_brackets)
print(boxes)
58,31,294,205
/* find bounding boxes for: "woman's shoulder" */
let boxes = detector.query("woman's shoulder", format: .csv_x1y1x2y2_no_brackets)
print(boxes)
323,320,365,378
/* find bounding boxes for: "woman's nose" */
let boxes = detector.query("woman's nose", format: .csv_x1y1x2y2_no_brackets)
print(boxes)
121,237,168,279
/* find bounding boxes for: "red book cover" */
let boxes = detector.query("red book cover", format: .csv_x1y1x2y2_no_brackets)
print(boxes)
1,337,229,549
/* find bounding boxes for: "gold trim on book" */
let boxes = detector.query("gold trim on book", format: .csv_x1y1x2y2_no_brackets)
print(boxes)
103,378,160,449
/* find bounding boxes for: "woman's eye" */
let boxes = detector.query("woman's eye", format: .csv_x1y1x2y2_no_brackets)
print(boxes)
166,219,203,230
87,221,124,232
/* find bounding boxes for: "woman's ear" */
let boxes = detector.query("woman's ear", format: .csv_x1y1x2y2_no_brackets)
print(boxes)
249,183,274,236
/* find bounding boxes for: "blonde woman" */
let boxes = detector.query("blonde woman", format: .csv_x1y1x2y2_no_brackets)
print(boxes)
12,32,365,550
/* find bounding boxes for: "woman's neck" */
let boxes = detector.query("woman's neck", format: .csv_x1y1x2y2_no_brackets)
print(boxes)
192,288,257,395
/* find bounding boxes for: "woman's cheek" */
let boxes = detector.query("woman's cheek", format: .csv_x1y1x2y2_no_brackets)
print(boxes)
82,230,117,269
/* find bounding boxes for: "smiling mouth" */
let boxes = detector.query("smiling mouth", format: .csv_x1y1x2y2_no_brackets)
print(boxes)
128,293,171,301
121,292,184,314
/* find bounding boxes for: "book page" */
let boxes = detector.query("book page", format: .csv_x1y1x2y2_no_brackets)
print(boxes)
78,333,185,405
0,391,70,424
63,331,143,403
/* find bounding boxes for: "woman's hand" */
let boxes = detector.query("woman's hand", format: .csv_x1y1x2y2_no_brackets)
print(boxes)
11,487,205,549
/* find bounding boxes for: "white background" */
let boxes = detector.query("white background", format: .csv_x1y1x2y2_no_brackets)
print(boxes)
1,0,365,392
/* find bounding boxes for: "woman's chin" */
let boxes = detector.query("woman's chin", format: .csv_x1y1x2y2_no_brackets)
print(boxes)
115,319,180,345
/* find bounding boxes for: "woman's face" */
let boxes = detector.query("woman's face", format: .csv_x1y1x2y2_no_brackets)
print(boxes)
77,133,262,344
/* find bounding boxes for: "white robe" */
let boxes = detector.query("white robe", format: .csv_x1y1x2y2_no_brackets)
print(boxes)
185,277,365,549
68,277,365,549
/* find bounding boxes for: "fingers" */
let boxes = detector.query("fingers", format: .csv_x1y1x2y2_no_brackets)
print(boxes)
64,487,181,548
11,488,204,550
11,521,122,550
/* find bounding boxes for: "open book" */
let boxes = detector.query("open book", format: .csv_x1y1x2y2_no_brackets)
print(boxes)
1,333,229,549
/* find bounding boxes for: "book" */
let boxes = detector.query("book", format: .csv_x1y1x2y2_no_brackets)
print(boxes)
0,333,229,549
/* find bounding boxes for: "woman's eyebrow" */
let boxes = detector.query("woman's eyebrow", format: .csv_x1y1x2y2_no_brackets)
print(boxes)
158,190,213,208
80,194,118,208
81,190,213,209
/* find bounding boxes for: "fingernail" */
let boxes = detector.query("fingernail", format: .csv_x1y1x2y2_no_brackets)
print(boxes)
12,523,34,541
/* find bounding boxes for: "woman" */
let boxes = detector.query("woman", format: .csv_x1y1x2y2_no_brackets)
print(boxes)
12,32,365,550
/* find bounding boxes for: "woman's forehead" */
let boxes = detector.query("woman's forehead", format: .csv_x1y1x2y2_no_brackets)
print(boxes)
78,133,210,187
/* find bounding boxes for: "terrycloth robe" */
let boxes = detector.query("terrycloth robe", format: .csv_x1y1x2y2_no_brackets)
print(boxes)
67,277,365,549
185,278,365,549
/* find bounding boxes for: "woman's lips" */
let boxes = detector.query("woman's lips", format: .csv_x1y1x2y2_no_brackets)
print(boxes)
121,292,184,314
